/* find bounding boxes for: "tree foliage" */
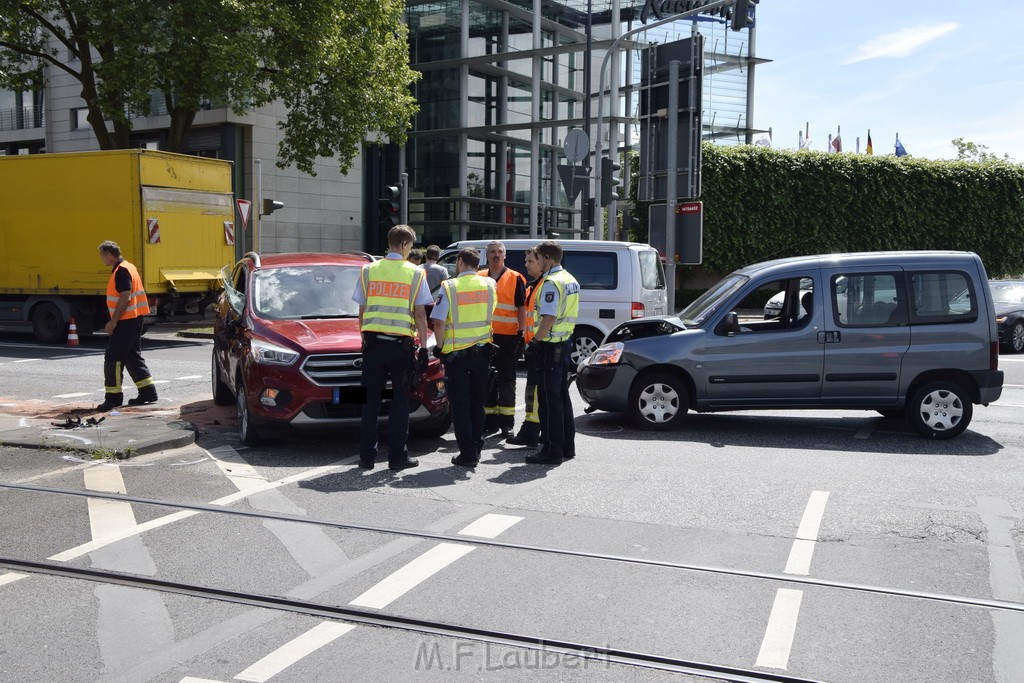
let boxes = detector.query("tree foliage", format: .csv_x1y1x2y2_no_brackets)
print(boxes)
951,137,1012,163
0,0,419,174
631,144,1024,280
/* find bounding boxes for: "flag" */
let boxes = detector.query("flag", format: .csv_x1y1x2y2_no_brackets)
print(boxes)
754,132,772,148
866,130,873,155
799,132,811,150
895,135,908,157
831,131,842,153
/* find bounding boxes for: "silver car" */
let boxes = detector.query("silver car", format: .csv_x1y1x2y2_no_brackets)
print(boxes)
577,251,1004,439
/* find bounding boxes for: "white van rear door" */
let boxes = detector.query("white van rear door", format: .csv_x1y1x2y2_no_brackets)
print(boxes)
636,248,668,316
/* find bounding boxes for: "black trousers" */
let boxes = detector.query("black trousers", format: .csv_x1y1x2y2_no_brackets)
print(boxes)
445,346,489,460
484,333,518,429
536,339,575,456
359,337,413,465
103,317,153,400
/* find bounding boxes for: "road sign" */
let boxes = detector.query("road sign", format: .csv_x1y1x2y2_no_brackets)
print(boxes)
236,199,252,230
562,129,590,164
557,164,591,205
648,201,702,264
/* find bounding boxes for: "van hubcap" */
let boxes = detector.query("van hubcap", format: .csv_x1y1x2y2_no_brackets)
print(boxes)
919,389,963,431
638,383,680,424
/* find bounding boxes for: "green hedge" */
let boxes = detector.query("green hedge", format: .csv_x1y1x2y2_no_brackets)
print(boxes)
630,144,1024,278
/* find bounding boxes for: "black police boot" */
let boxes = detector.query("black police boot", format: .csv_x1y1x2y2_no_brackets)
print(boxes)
525,448,562,465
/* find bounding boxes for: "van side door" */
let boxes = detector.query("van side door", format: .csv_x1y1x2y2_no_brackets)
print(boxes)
820,267,909,404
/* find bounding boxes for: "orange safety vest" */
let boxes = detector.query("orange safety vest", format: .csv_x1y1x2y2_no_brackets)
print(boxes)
479,267,525,336
523,279,540,343
106,260,150,320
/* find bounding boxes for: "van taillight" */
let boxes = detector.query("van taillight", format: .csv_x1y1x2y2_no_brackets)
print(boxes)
991,341,1000,370
631,302,645,319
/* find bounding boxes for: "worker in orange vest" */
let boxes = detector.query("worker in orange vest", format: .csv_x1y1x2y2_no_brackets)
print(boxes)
96,240,158,411
480,241,527,439
506,246,544,447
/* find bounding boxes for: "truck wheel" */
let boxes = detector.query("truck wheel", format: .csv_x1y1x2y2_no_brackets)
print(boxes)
212,351,234,406
907,381,972,439
628,372,689,431
31,302,67,344
236,377,263,446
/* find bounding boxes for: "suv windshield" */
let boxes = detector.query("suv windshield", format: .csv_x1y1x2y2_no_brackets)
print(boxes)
252,265,361,320
677,274,747,325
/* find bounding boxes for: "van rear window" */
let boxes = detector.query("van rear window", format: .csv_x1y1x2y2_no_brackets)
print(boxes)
908,270,977,324
563,252,617,290
638,249,666,290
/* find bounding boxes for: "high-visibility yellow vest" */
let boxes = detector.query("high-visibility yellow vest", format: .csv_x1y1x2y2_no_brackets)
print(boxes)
479,267,525,335
440,274,496,353
360,259,426,337
536,268,579,343
106,260,150,320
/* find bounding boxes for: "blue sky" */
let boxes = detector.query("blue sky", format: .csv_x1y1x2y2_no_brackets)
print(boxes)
752,0,1024,161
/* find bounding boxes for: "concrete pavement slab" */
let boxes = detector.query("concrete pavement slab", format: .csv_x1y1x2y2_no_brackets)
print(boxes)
0,411,197,456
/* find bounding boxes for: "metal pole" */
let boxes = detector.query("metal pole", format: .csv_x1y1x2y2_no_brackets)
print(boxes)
254,158,262,254
593,0,731,235
400,171,409,225
665,60,679,314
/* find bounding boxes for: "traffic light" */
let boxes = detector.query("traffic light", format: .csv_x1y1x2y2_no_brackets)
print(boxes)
730,0,753,31
620,211,641,240
379,185,400,229
262,198,284,215
600,156,621,207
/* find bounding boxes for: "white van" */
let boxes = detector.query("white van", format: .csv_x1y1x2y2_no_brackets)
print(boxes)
440,239,668,364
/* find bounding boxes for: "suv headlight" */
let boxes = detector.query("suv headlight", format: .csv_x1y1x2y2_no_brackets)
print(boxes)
588,342,624,366
251,339,300,366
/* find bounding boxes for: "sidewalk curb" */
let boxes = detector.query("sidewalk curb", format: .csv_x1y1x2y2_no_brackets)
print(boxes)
0,417,198,457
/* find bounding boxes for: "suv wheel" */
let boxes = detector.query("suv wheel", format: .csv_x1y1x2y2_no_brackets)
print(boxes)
236,376,263,446
907,381,972,439
628,373,689,431
212,351,233,405
571,327,602,367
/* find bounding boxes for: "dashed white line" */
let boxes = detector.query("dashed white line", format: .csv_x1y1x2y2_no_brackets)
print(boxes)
53,392,94,399
458,513,522,539
11,358,40,363
233,622,355,682
349,543,474,609
755,589,803,669
784,490,828,575
175,375,204,381
0,572,29,587
83,466,137,540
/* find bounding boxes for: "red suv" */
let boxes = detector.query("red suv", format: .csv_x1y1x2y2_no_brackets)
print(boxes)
211,251,450,445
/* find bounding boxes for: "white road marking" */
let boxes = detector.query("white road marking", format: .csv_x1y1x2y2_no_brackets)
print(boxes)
49,461,351,562
349,543,475,609
153,380,171,385
83,466,138,540
233,622,355,682
999,357,1024,362
208,447,267,493
0,572,29,587
755,589,803,669
11,358,40,363
785,491,830,575
180,677,225,683
175,375,204,380
457,513,523,538
53,392,94,398
18,418,28,428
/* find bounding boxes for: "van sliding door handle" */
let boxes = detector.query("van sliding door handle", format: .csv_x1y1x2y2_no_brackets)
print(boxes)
817,331,841,344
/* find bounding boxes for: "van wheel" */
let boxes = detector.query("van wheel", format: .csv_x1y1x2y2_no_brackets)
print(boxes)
31,302,67,344
236,376,263,446
571,327,602,367
628,373,688,431
212,351,234,406
907,381,972,439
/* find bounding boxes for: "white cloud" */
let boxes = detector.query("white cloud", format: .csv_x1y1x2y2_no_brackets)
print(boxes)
843,23,959,64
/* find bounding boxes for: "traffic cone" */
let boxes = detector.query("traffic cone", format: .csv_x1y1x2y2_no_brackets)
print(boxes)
66,317,80,347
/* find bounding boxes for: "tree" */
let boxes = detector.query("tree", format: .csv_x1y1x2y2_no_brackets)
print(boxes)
951,137,1013,164
0,0,419,174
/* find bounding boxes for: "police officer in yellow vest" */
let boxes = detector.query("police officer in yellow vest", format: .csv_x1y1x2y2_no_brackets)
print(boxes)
525,241,579,465
352,225,432,471
431,248,497,467
96,241,158,411
480,241,527,439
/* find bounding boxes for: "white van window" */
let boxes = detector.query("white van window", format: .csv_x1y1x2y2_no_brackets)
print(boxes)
563,252,616,289
832,273,902,327
909,271,977,324
638,250,666,290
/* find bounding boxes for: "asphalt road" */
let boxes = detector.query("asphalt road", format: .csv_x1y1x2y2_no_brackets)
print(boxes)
1,326,1023,682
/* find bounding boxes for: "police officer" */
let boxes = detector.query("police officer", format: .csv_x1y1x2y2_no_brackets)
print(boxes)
480,241,527,438
506,247,543,447
352,225,432,471
96,240,158,411
430,248,496,467
525,241,579,465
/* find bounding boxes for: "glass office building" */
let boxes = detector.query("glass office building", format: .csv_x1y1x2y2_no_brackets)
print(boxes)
391,0,761,247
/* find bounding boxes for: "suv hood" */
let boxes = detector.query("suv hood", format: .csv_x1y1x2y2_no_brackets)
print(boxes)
256,318,362,353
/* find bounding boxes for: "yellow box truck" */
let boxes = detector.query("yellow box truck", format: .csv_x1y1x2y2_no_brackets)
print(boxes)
0,149,237,342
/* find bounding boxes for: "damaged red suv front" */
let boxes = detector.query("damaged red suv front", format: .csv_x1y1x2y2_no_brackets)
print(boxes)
211,251,450,445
